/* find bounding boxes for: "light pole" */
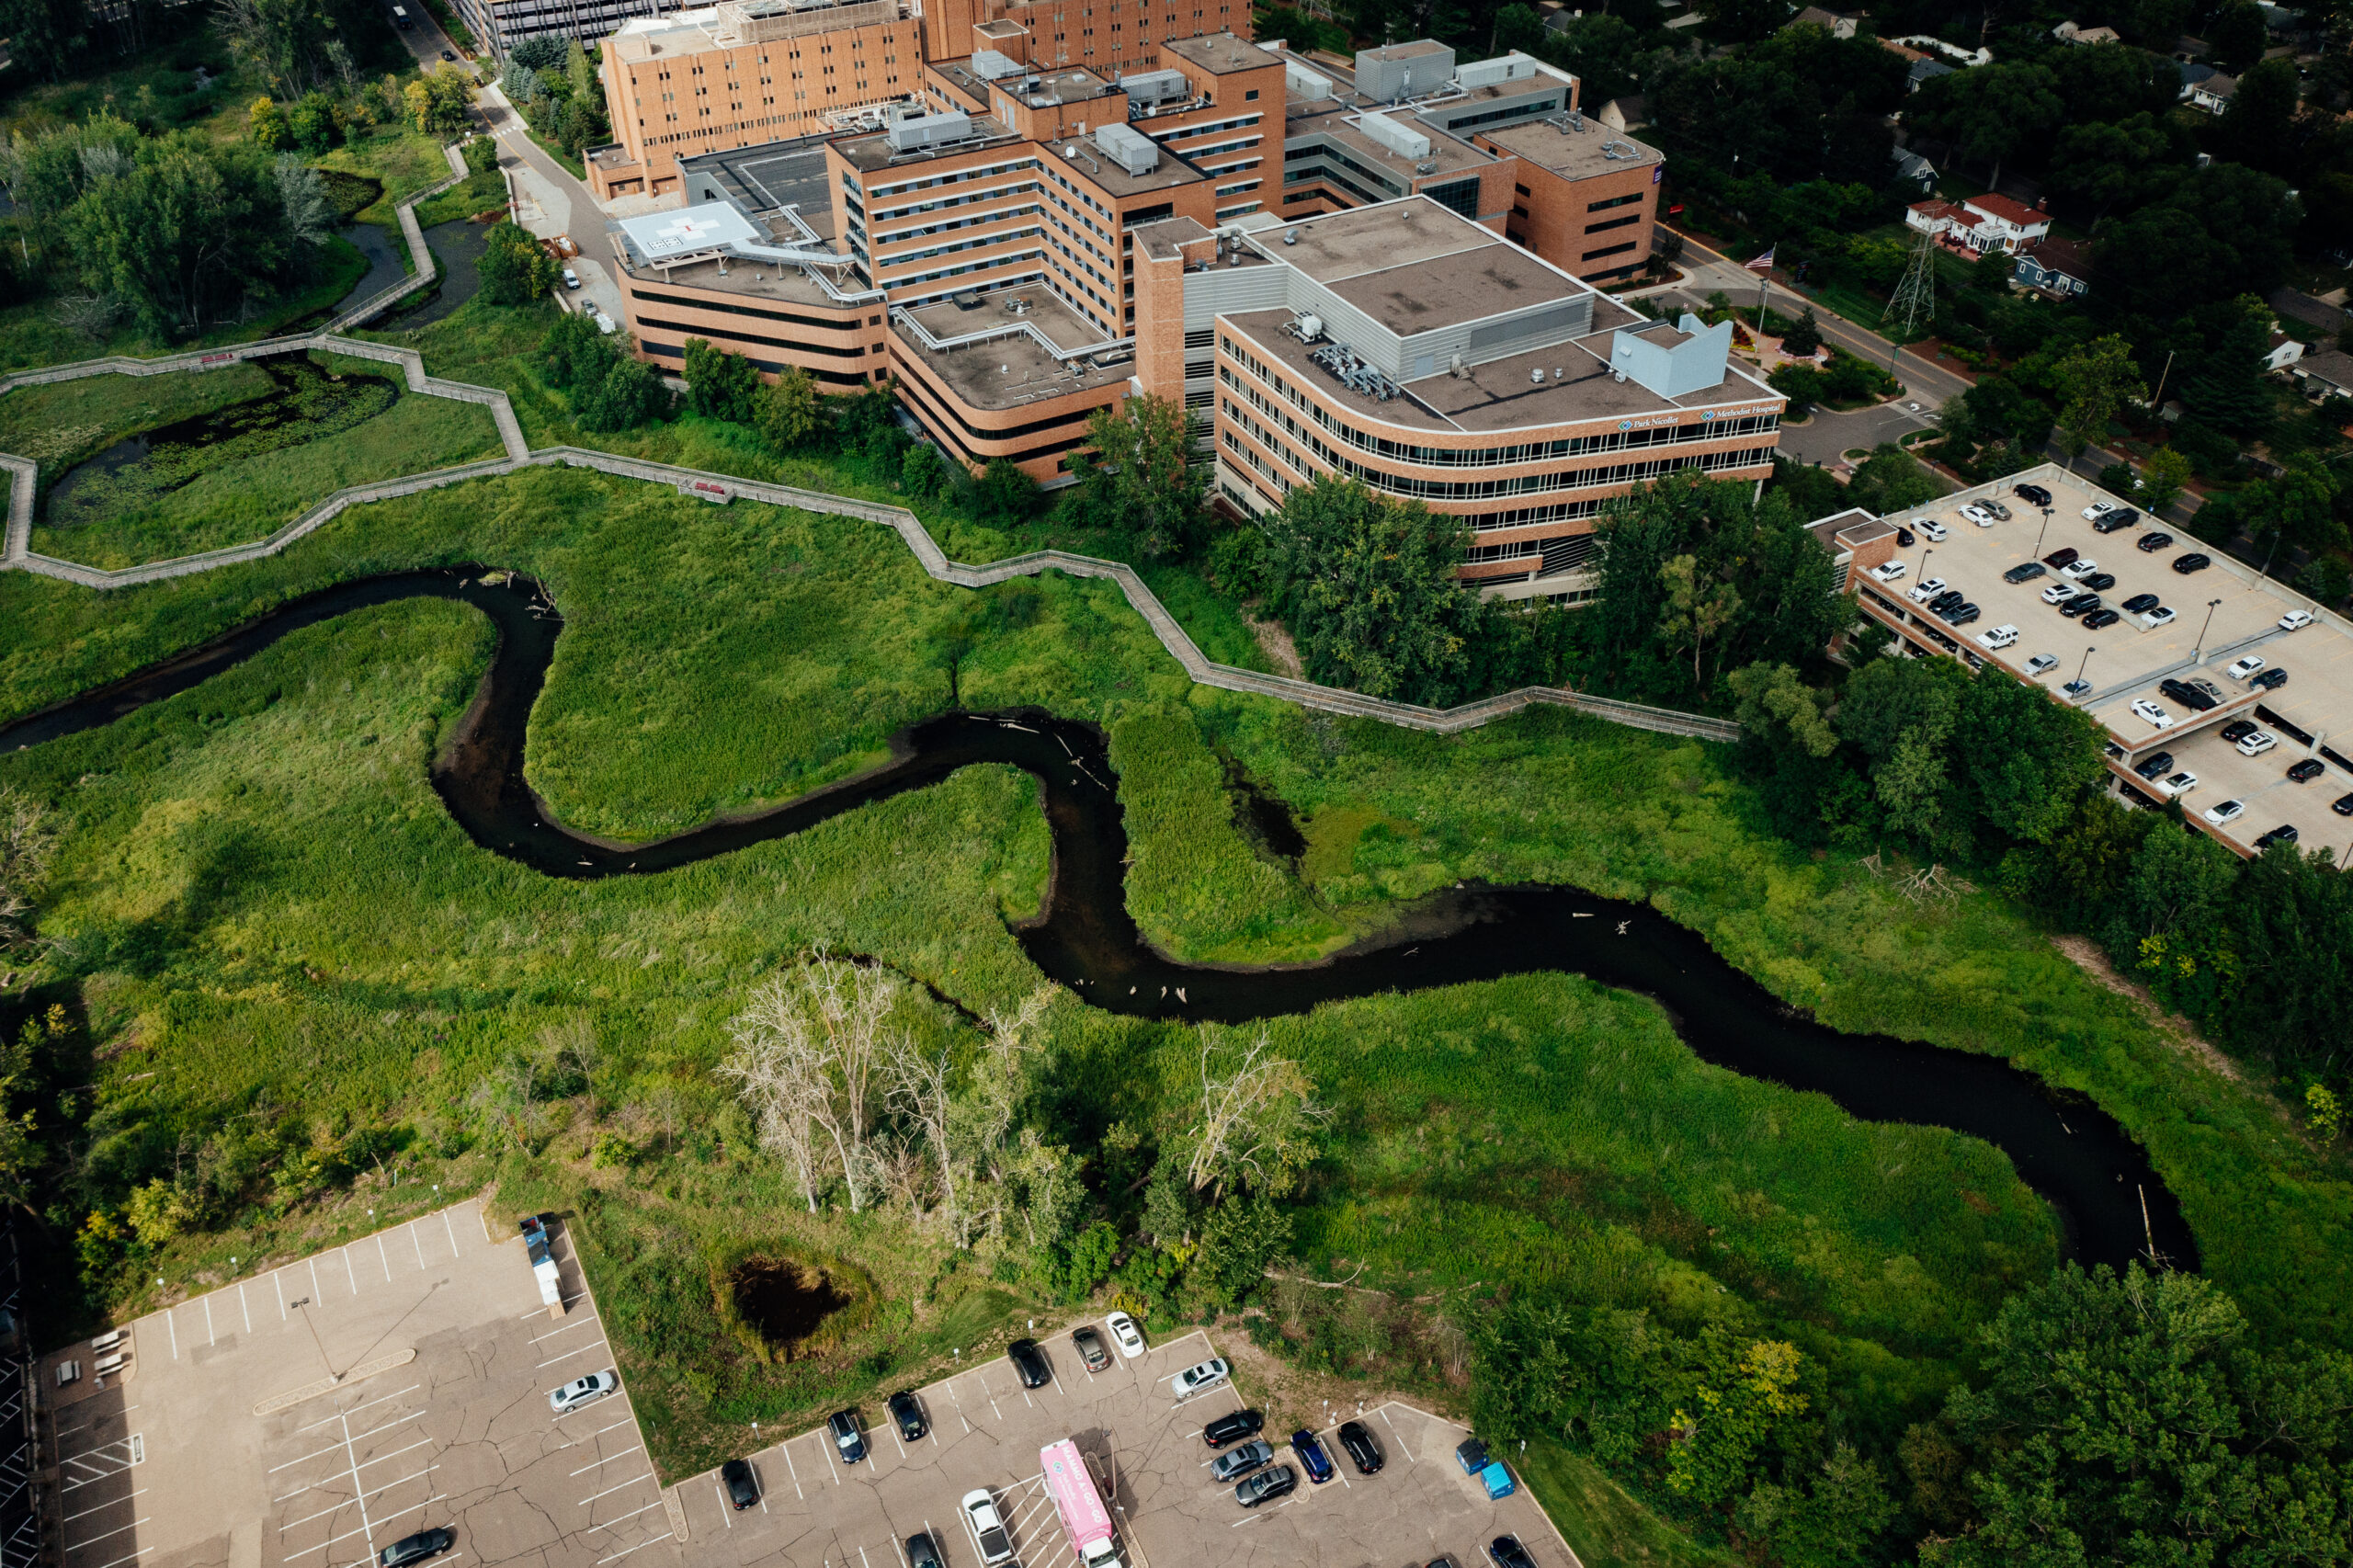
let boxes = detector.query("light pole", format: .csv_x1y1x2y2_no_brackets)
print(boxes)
2071,643,2097,699
1919,544,1934,588
2033,506,2053,557
2193,597,2222,663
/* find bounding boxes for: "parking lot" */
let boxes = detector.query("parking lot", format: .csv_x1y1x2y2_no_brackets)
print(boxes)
40,1211,1577,1568
1848,461,2353,858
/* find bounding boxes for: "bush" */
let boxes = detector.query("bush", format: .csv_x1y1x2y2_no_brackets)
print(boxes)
462,135,499,177
478,221,558,304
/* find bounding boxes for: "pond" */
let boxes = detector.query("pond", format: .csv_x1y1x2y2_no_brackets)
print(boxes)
40,356,401,529
729,1256,855,1355
0,570,2200,1278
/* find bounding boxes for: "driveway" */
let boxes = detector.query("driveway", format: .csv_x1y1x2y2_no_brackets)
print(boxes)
477,85,631,328
1779,398,1937,467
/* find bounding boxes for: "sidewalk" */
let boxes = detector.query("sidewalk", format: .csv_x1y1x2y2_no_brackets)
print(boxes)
477,84,630,328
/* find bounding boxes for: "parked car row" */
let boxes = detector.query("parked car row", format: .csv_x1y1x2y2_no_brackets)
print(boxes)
1203,1405,1385,1503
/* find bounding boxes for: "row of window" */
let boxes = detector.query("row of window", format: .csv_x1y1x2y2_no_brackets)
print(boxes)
636,317,876,359
878,200,1041,249
874,176,1038,225
1146,110,1260,143
627,288,870,334
868,154,1041,202
1216,347,1779,465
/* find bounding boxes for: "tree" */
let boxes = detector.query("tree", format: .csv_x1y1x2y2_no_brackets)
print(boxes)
973,458,1039,525
63,133,303,337
1907,62,2063,189
2047,115,2177,221
462,135,499,177
0,787,59,955
1262,476,1492,705
719,957,906,1212
1938,1263,2353,1565
1847,443,1944,514
1728,662,1838,757
287,91,338,153
1656,552,1742,689
756,368,825,450
682,336,762,423
0,0,86,81
900,441,947,499
1954,667,2106,845
1779,306,1822,357
2180,304,2277,437
2137,446,2192,514
2094,164,2297,323
405,65,476,136
1179,1028,1324,1200
2216,57,2301,172
1699,0,1791,42
575,352,669,432
478,221,559,304
249,97,290,151
1065,392,1206,559
2209,0,2270,72
2052,335,2146,457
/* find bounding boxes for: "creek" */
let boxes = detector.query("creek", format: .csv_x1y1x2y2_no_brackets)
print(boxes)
0,569,2198,1275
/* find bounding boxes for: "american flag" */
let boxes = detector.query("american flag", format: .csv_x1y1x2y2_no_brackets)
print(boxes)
1745,245,1776,272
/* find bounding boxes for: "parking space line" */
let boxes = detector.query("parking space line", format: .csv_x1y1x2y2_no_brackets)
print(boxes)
712,1482,733,1528
240,1281,253,1334
1376,1406,1417,1462
276,1266,287,1321
410,1221,428,1270
65,1517,151,1552
530,1316,600,1344
310,1256,322,1301
442,1210,460,1257
822,1434,842,1487
377,1233,392,1283
293,1395,425,1439
584,1501,665,1534
275,1437,431,1497
538,1343,607,1369
81,1548,148,1568
281,1468,438,1530
204,1295,214,1346
63,1489,146,1524
779,1439,804,1501
594,1536,671,1565
165,1308,177,1361
342,1246,360,1296
570,1448,643,1477
579,1473,655,1506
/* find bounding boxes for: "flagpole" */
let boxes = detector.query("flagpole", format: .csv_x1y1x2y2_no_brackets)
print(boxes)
1756,243,1772,339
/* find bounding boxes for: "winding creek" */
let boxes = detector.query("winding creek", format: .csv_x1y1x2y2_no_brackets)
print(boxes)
0,568,2199,1275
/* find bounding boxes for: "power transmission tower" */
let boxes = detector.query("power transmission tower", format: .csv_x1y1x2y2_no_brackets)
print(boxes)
1883,227,1938,347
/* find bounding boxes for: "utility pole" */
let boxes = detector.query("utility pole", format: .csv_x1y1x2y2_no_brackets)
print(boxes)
1884,226,1937,369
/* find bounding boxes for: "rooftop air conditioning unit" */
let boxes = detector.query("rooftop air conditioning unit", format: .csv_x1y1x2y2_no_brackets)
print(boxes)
1282,226,1299,244
972,50,1023,79
886,110,974,150
1359,111,1431,161
1093,121,1160,175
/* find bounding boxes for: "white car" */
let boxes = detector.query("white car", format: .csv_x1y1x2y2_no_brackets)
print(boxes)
2025,653,2061,676
1975,624,2018,651
962,1490,1017,1567
1870,561,1907,584
2158,771,2199,798
1909,575,1949,604
549,1370,618,1415
2280,609,2315,631
2041,583,2077,605
2228,655,2267,680
2084,501,2116,521
1921,518,1952,540
1958,506,1992,528
2237,731,2278,757
1174,1358,1231,1397
2131,699,2174,730
2204,799,2246,826
2062,558,2099,579
2139,607,2177,630
561,267,581,290
1105,1311,1146,1360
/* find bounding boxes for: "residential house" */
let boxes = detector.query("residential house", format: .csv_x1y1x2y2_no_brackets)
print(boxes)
2052,20,2122,43
1790,6,1859,36
1892,147,1936,193
2264,333,2307,372
2176,60,2219,98
2187,72,2237,113
1905,193,2052,255
1906,55,1954,89
2014,235,2091,296
2294,348,2353,400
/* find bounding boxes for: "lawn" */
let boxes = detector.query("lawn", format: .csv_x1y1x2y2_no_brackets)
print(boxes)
11,351,505,569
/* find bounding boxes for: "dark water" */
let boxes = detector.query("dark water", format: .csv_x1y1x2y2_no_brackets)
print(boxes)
334,220,407,314
0,571,2198,1275
381,221,491,330
40,356,397,526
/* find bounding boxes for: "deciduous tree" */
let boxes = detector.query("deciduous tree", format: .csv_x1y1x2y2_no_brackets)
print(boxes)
1065,392,1205,559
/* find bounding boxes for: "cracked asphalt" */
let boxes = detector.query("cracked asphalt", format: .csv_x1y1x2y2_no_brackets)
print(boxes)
41,1210,1577,1568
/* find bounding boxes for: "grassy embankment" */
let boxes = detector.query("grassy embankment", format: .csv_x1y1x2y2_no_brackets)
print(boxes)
6,353,504,569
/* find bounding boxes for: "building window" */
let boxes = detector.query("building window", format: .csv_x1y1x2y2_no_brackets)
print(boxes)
1581,240,1637,261
1422,176,1482,221
1587,191,1643,212
1584,213,1642,234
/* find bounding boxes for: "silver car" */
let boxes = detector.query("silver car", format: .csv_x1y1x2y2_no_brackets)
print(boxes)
548,1370,617,1415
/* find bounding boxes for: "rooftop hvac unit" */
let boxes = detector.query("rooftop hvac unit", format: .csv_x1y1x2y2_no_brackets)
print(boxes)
1282,226,1299,244
1284,61,1332,98
1456,51,1539,88
1358,111,1431,162
1118,67,1189,105
1094,121,1160,175
886,109,974,150
972,50,1023,80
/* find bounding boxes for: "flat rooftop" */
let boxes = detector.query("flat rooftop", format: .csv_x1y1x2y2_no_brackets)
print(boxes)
1854,462,2353,857
894,283,1133,409
1476,114,1665,178
832,117,1031,172
606,0,904,60
1283,108,1495,186
1163,31,1283,73
1271,198,1502,287
681,134,832,213
1225,301,1779,434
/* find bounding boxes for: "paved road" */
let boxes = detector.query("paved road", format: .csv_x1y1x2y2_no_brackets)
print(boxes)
476,85,631,327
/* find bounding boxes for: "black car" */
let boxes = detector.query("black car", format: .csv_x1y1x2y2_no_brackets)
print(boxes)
1204,1409,1266,1448
1006,1338,1051,1389
2015,483,2053,506
2174,552,2212,574
2043,547,2080,568
2121,592,2161,614
1896,526,1915,548
439,47,455,59
906,1532,946,1568
722,1459,759,1510
2158,678,2217,712
2253,667,2289,691
1928,588,1966,614
888,1391,927,1442
2131,751,2175,780
2080,572,2117,592
2334,792,2353,816
1949,603,1982,626
2290,758,2326,782
2092,507,2141,534
2138,531,2175,551
379,1530,454,1568
2060,594,2101,618
2256,824,2301,848
1292,1429,1336,1483
2083,608,2120,630
1336,1419,1384,1474
2004,562,2048,584
1234,1465,1299,1507
2222,720,2262,744
827,1409,868,1464
1487,1537,1539,1568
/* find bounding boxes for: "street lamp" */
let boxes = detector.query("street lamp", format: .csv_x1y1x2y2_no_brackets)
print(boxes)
1920,544,1934,587
2070,644,2097,700
2033,506,2054,557
2193,597,2223,663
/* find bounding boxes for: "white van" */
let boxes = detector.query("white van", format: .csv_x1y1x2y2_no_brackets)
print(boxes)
1974,624,2018,651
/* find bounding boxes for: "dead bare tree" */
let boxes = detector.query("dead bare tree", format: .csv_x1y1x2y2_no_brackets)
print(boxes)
719,955,905,1212
881,1037,958,1233
1182,1028,1327,1201
0,788,59,955
719,992,829,1211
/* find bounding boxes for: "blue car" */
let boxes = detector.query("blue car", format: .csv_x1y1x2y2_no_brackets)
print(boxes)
1291,1429,1334,1483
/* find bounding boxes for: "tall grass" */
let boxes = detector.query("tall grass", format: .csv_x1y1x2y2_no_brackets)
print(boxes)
0,361,276,472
